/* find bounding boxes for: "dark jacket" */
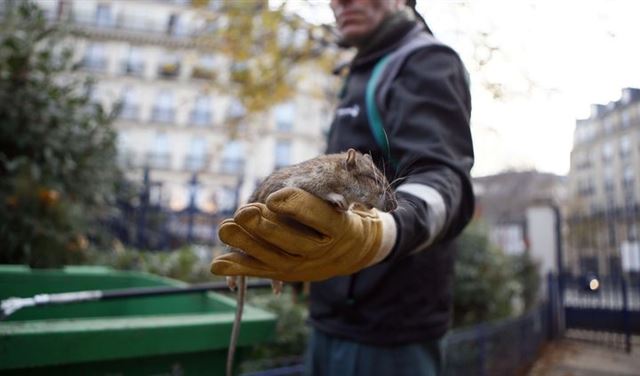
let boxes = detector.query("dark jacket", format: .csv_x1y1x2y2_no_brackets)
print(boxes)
308,14,474,345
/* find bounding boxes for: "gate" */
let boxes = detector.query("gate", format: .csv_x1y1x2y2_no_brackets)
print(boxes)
559,273,640,351
559,206,640,352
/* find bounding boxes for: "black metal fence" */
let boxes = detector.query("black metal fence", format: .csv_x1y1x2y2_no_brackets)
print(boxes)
557,273,640,352
108,169,240,250
442,303,549,376
239,303,551,376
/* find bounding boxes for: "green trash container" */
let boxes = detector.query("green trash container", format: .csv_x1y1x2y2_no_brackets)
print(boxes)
0,265,276,375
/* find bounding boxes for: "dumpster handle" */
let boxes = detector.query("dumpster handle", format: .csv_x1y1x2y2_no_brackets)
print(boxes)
0,280,272,320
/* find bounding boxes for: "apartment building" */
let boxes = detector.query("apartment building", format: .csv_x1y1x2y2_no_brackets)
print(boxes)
35,0,336,217
566,88,640,275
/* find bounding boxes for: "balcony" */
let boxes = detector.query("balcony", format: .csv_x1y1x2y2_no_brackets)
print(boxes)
604,182,615,193
220,159,245,175
276,121,293,133
158,63,180,79
80,57,107,72
184,155,210,172
578,186,595,197
189,111,213,127
121,61,145,77
151,107,175,124
145,152,172,170
191,66,216,80
67,12,196,47
117,151,137,169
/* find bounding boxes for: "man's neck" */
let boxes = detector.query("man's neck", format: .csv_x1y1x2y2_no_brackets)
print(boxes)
353,9,416,60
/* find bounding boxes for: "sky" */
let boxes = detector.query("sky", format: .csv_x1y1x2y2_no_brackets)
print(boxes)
278,0,640,177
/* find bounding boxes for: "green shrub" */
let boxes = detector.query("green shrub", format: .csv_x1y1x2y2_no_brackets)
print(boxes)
88,245,222,283
453,221,537,327
0,2,121,268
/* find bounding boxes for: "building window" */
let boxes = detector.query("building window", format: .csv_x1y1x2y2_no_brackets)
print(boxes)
185,138,207,171
190,95,213,126
573,151,592,170
230,61,249,83
119,87,139,120
606,194,616,213
221,141,245,174
620,136,631,159
167,13,189,37
629,224,638,241
604,168,615,193
601,142,614,162
192,54,216,80
122,46,144,76
95,3,113,27
624,190,636,206
275,140,291,169
623,164,635,190
621,110,631,128
116,133,135,167
228,99,246,120
208,0,223,11
147,133,171,169
82,43,107,71
578,178,594,197
274,103,294,133
158,53,180,78
151,90,175,123
603,117,614,134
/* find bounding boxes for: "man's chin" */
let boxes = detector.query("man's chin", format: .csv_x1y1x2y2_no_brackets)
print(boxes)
339,27,373,48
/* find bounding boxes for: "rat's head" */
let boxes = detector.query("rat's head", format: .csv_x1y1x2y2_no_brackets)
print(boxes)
339,148,397,212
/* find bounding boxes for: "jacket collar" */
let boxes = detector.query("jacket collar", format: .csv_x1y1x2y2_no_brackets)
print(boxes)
350,10,422,69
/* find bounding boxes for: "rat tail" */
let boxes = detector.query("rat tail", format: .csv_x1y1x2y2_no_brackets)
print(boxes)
227,276,246,376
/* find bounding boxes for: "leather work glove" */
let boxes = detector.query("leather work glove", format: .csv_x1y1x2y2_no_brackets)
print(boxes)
211,187,397,282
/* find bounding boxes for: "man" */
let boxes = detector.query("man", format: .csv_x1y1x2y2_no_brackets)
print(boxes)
212,0,474,375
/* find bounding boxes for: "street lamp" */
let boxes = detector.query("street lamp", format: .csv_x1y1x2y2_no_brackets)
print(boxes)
584,272,600,293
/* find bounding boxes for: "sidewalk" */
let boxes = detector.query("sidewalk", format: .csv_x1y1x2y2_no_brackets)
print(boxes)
528,337,640,376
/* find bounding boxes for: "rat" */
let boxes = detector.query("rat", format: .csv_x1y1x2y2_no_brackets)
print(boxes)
223,148,397,376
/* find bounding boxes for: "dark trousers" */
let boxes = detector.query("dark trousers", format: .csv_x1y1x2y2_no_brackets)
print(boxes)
304,328,443,376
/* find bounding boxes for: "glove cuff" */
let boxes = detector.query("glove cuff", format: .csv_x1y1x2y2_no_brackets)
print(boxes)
364,210,398,267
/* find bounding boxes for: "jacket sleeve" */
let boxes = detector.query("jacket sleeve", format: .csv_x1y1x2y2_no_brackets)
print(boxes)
384,44,475,260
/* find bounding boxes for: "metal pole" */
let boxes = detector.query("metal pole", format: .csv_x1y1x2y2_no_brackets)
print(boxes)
621,275,632,353
553,206,566,335
187,173,198,243
476,323,487,376
1,280,273,320
137,167,150,248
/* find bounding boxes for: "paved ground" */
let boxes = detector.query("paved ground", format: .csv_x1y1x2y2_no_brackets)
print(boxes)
528,336,640,376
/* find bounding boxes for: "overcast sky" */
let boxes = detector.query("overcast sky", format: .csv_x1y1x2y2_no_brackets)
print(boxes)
280,0,640,177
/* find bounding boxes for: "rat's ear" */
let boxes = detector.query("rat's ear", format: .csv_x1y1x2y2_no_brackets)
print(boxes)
346,148,357,169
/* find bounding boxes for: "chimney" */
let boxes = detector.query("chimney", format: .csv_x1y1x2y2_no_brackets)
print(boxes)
590,104,606,118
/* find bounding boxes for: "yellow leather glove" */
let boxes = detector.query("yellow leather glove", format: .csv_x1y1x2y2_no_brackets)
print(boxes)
211,187,397,282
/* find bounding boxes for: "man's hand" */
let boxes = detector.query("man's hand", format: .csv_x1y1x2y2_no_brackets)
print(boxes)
211,187,397,282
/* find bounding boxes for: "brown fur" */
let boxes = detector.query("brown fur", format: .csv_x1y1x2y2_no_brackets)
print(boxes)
249,149,397,211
